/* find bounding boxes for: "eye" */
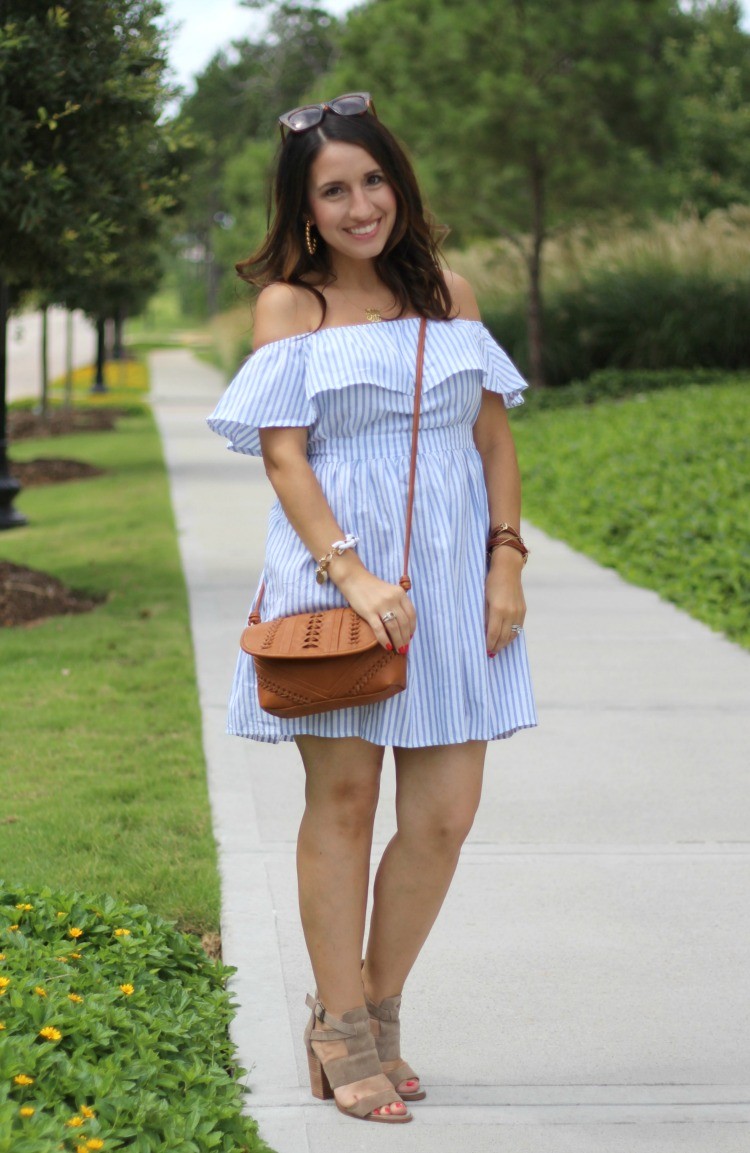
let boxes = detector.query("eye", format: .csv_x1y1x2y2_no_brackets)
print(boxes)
322,185,343,197
366,173,384,186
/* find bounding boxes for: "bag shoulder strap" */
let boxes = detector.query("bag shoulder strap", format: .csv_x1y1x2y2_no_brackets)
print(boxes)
398,315,427,591
250,316,428,623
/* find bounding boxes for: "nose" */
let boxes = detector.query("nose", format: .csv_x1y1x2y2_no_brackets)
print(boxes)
348,185,375,220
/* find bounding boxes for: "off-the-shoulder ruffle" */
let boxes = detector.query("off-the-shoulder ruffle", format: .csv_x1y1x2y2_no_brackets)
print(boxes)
206,336,314,456
205,318,526,456
473,324,527,408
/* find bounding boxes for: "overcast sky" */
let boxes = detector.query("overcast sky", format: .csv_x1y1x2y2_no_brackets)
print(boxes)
163,0,750,96
162,0,359,94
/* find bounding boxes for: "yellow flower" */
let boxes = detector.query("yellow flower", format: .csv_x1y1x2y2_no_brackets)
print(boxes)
70,952,82,959
0,1023,5,1030
57,911,66,918
86,1141,104,1150
39,1026,62,1041
34,986,47,997
0,952,5,959
57,956,70,963
80,1105,96,1119
119,983,134,996
113,928,131,937
68,927,83,939
19,1106,35,1118
68,993,84,1003
15,903,32,911
0,977,9,989
8,925,19,932
14,1074,34,1086
67,1115,85,1127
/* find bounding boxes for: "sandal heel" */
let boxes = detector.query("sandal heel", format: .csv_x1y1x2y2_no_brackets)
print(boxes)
302,994,412,1123
307,1051,334,1100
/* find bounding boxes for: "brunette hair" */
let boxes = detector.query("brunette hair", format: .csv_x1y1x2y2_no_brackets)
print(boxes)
235,110,452,322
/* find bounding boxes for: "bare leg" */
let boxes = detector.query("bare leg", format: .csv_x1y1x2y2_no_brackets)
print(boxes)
362,740,486,1092
295,734,407,1118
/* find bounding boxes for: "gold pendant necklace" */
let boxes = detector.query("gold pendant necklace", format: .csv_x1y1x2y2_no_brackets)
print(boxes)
333,284,393,323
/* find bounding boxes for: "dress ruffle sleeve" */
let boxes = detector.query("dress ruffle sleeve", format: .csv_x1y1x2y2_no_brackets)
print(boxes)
206,336,314,456
475,324,528,409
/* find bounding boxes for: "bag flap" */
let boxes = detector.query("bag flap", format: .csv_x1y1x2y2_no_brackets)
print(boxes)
241,607,380,659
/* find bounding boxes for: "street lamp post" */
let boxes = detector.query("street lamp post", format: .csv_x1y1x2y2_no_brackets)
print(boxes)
0,277,28,530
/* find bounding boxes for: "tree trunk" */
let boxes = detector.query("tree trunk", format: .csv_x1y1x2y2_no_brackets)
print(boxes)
91,317,107,393
113,307,125,360
0,276,27,530
526,153,546,388
40,305,49,420
64,310,74,408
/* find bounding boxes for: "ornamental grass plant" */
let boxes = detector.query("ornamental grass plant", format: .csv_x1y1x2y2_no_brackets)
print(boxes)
449,206,750,384
0,886,267,1152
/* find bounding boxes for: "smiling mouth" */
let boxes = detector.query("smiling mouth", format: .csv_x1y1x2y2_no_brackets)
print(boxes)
345,219,381,238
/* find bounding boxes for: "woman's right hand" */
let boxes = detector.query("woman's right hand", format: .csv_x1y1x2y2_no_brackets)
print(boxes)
333,562,416,654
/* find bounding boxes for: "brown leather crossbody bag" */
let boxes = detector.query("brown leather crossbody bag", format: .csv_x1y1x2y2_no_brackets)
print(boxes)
240,318,427,719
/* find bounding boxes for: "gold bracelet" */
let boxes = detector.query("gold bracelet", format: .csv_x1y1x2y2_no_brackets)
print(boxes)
315,533,359,584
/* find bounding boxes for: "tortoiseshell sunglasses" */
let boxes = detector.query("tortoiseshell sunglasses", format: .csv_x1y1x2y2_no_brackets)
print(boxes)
278,92,377,141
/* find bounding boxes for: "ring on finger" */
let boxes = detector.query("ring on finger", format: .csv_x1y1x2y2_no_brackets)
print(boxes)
510,624,523,634
380,611,397,624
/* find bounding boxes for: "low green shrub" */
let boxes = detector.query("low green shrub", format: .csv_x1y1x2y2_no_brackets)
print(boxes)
514,380,750,648
0,886,267,1153
512,366,737,416
484,269,750,385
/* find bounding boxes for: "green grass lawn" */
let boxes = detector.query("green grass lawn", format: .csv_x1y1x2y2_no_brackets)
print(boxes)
514,377,750,648
0,408,220,935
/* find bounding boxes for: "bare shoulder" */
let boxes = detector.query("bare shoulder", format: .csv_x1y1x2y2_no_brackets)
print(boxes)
253,283,321,350
443,269,482,321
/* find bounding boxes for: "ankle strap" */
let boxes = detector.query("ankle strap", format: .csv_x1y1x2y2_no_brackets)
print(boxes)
305,993,360,1036
364,993,402,1022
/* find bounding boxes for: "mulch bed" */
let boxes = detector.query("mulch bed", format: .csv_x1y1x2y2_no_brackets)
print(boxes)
8,407,122,441
0,561,104,628
9,458,105,486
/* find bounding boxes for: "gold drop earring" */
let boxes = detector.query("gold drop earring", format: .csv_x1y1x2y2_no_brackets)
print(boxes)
305,219,318,256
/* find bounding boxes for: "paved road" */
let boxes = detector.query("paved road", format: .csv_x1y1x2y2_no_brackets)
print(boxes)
151,347,750,1153
6,308,96,403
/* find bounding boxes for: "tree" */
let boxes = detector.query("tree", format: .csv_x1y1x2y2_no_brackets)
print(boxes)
173,2,339,314
665,1,750,213
0,0,179,526
325,0,678,385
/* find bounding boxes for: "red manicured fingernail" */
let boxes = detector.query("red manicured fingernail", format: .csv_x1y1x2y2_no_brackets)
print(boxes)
487,650,496,658
386,643,393,652
398,645,408,655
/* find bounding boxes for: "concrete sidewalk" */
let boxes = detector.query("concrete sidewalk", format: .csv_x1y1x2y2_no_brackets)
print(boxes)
151,348,750,1153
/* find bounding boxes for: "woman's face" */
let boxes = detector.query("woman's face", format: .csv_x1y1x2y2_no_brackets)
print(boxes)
306,141,397,265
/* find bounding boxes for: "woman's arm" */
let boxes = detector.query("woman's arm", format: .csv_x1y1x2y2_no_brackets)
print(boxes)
448,271,527,653
254,286,416,652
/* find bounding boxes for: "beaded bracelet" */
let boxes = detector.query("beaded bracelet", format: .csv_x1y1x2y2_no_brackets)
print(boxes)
315,533,359,584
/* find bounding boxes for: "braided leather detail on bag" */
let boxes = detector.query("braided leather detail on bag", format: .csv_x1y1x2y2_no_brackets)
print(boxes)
350,652,395,694
260,619,282,651
302,613,324,650
255,672,312,706
348,613,361,646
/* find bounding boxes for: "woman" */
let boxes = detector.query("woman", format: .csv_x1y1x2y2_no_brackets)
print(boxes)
207,93,537,1124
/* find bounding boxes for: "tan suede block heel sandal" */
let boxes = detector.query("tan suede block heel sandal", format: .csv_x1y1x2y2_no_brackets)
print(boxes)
303,995,413,1123
365,992,427,1102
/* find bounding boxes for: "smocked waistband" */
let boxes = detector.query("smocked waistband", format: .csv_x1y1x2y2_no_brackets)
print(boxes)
308,424,474,462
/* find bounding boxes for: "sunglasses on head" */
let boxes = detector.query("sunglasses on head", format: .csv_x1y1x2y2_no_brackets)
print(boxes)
278,92,377,141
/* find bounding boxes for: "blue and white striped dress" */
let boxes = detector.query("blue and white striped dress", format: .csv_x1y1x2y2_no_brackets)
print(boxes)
206,317,537,747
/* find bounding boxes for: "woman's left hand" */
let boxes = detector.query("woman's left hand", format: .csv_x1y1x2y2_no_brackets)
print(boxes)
485,549,526,655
